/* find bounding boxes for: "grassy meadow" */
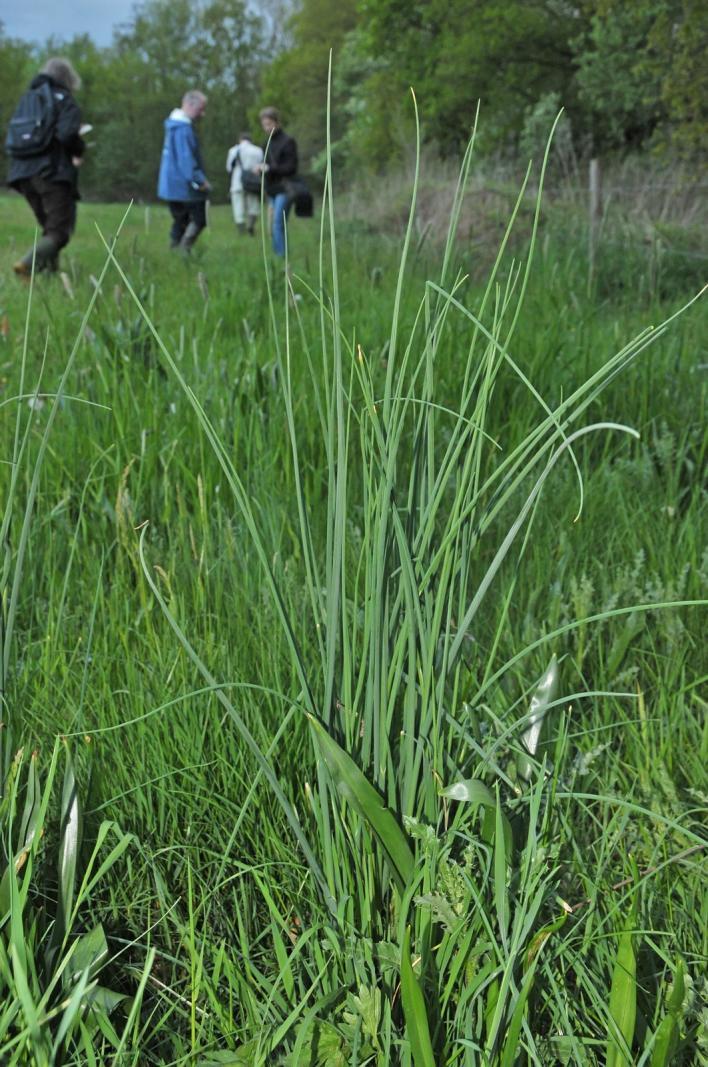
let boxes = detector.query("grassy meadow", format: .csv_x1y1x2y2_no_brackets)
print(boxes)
0,154,706,1066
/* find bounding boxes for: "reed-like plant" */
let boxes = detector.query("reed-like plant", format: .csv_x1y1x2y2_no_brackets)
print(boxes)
91,93,706,1064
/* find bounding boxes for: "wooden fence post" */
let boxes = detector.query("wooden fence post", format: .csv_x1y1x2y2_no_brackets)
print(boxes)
588,157,602,285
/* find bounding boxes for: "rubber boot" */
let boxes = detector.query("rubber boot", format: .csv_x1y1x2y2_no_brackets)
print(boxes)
179,222,202,255
14,235,60,277
247,219,256,237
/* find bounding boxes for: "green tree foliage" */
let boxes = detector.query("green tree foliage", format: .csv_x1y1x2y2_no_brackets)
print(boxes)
356,0,584,153
651,0,708,154
260,0,358,165
0,24,35,133
326,30,417,170
573,0,708,153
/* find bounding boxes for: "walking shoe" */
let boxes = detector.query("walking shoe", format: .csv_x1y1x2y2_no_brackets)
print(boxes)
13,259,32,278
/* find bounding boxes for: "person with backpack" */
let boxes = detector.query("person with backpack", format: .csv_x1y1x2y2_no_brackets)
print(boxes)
226,132,263,236
157,90,211,254
6,57,85,277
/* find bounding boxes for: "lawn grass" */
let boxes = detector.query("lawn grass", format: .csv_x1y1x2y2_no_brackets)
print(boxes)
0,173,705,1065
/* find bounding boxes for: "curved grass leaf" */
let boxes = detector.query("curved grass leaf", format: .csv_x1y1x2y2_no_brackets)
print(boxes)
401,926,436,1067
441,777,513,857
440,779,495,806
517,655,559,781
307,714,414,894
49,743,83,968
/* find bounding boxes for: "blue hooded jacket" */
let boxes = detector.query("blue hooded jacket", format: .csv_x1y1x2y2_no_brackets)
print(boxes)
157,109,207,201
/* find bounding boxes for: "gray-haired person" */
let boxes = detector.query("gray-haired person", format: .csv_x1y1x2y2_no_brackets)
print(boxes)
6,57,85,276
157,90,211,253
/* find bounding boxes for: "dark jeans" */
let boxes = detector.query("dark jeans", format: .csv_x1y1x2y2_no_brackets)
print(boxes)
16,175,77,268
168,200,207,247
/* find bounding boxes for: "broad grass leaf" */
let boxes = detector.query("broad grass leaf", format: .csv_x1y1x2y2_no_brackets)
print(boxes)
485,977,500,1044
17,750,40,851
648,959,685,1067
606,612,644,677
307,714,414,893
524,912,567,971
401,926,436,1067
606,897,639,1067
500,964,536,1067
493,796,509,946
9,942,41,1043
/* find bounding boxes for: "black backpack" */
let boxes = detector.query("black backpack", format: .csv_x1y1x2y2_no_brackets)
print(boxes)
5,82,57,159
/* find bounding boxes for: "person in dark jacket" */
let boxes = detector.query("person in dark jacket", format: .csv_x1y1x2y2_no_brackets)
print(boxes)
157,90,211,253
7,58,85,277
255,107,297,257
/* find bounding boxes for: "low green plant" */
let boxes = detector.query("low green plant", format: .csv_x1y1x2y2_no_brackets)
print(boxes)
0,740,151,1064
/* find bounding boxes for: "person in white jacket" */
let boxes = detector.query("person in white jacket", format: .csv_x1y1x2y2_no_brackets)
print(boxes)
226,133,264,235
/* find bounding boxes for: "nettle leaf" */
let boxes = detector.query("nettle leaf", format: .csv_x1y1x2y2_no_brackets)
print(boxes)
348,984,381,1045
70,924,109,984
415,892,460,932
286,1020,348,1066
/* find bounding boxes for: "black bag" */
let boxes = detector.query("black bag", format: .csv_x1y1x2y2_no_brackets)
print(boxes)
240,168,263,195
285,177,314,219
5,82,57,159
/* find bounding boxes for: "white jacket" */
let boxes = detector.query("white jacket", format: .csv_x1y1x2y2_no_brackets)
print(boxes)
226,139,264,193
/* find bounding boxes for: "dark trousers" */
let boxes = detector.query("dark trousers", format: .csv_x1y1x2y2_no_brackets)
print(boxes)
16,175,77,269
168,200,207,247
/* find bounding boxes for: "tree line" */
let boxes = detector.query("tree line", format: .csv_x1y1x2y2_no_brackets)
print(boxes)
1,0,705,201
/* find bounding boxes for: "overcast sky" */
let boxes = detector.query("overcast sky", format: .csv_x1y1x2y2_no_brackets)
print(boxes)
2,0,137,47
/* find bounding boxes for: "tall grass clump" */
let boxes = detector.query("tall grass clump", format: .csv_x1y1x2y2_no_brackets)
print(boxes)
0,237,160,1064
79,95,708,1065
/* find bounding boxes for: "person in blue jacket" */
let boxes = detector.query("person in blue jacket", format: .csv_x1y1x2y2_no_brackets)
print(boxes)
157,90,211,253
